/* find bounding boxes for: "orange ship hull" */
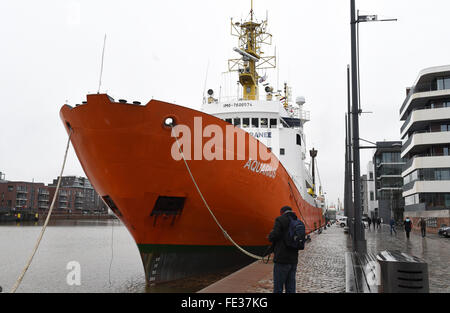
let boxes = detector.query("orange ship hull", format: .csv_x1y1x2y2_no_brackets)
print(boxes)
60,94,324,284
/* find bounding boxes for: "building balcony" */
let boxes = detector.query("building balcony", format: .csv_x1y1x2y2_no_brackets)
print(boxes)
401,107,450,139
400,89,450,120
401,131,450,158
403,180,450,197
377,187,403,192
400,65,450,118
377,174,403,180
376,162,404,168
404,203,427,212
402,155,450,177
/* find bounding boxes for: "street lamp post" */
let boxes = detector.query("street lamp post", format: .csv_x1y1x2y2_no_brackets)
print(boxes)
349,0,396,253
350,0,366,253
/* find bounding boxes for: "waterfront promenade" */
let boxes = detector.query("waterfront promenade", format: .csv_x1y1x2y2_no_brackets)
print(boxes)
199,224,450,293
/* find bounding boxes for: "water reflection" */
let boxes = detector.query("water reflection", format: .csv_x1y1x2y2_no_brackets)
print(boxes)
0,219,233,293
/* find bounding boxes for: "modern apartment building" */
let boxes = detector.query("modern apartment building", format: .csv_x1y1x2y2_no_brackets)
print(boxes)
400,65,450,232
48,176,105,212
360,174,368,216
373,141,405,223
366,161,377,219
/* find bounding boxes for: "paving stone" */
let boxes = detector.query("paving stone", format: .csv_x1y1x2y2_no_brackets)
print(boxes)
247,224,450,293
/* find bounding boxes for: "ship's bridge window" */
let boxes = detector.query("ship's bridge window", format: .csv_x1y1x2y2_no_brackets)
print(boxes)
270,119,278,128
242,118,250,128
280,148,285,155
225,118,232,124
260,118,268,128
251,118,259,128
296,134,302,146
233,118,241,127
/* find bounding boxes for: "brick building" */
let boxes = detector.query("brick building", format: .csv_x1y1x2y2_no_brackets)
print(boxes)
0,174,107,214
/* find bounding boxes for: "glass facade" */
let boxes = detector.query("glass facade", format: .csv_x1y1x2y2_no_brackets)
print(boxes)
405,193,450,210
377,164,403,176
436,76,450,90
424,99,450,109
375,152,402,166
404,168,450,185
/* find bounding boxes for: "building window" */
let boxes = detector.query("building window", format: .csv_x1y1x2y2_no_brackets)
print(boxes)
436,76,450,91
280,148,285,155
260,118,268,128
369,172,374,180
270,119,278,128
419,193,450,209
370,192,374,201
251,118,259,128
8,185,13,192
242,118,250,128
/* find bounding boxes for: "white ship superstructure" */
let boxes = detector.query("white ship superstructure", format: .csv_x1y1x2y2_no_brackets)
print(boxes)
201,5,322,208
202,92,317,206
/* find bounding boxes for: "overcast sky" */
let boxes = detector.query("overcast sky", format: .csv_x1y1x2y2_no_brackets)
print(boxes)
1,0,449,207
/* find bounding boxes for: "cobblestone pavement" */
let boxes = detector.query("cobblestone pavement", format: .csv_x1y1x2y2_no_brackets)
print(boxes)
248,224,450,293
365,225,450,293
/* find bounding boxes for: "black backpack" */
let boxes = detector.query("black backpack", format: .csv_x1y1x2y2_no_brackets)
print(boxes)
284,215,306,250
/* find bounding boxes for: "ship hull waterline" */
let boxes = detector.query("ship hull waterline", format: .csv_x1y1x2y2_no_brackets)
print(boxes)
59,94,325,284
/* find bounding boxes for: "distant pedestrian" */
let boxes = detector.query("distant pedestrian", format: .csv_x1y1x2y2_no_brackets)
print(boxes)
377,218,381,229
404,217,413,239
367,217,372,230
268,206,299,293
418,218,427,238
389,218,397,235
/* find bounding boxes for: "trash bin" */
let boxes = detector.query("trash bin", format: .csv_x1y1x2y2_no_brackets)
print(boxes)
376,250,429,293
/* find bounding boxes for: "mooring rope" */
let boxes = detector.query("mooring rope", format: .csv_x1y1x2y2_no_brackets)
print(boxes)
171,126,265,261
10,130,73,293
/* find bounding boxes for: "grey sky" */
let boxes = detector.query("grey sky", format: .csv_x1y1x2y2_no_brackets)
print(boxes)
1,0,449,208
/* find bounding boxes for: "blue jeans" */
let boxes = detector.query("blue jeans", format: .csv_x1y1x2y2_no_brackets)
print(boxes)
390,225,397,235
273,263,297,293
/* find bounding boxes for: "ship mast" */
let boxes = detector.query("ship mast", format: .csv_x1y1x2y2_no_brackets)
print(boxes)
228,1,276,100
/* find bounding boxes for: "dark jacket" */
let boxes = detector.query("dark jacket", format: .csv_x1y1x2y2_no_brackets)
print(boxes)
268,211,299,264
419,219,427,229
404,219,412,231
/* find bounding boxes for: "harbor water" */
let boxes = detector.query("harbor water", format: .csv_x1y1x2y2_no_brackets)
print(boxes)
0,220,236,293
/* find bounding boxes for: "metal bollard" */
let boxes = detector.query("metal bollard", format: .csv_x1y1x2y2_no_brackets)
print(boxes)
376,250,429,293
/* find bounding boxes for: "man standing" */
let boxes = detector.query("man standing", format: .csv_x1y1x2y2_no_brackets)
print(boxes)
418,218,427,238
268,206,299,293
389,218,397,235
367,217,372,230
404,217,413,239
